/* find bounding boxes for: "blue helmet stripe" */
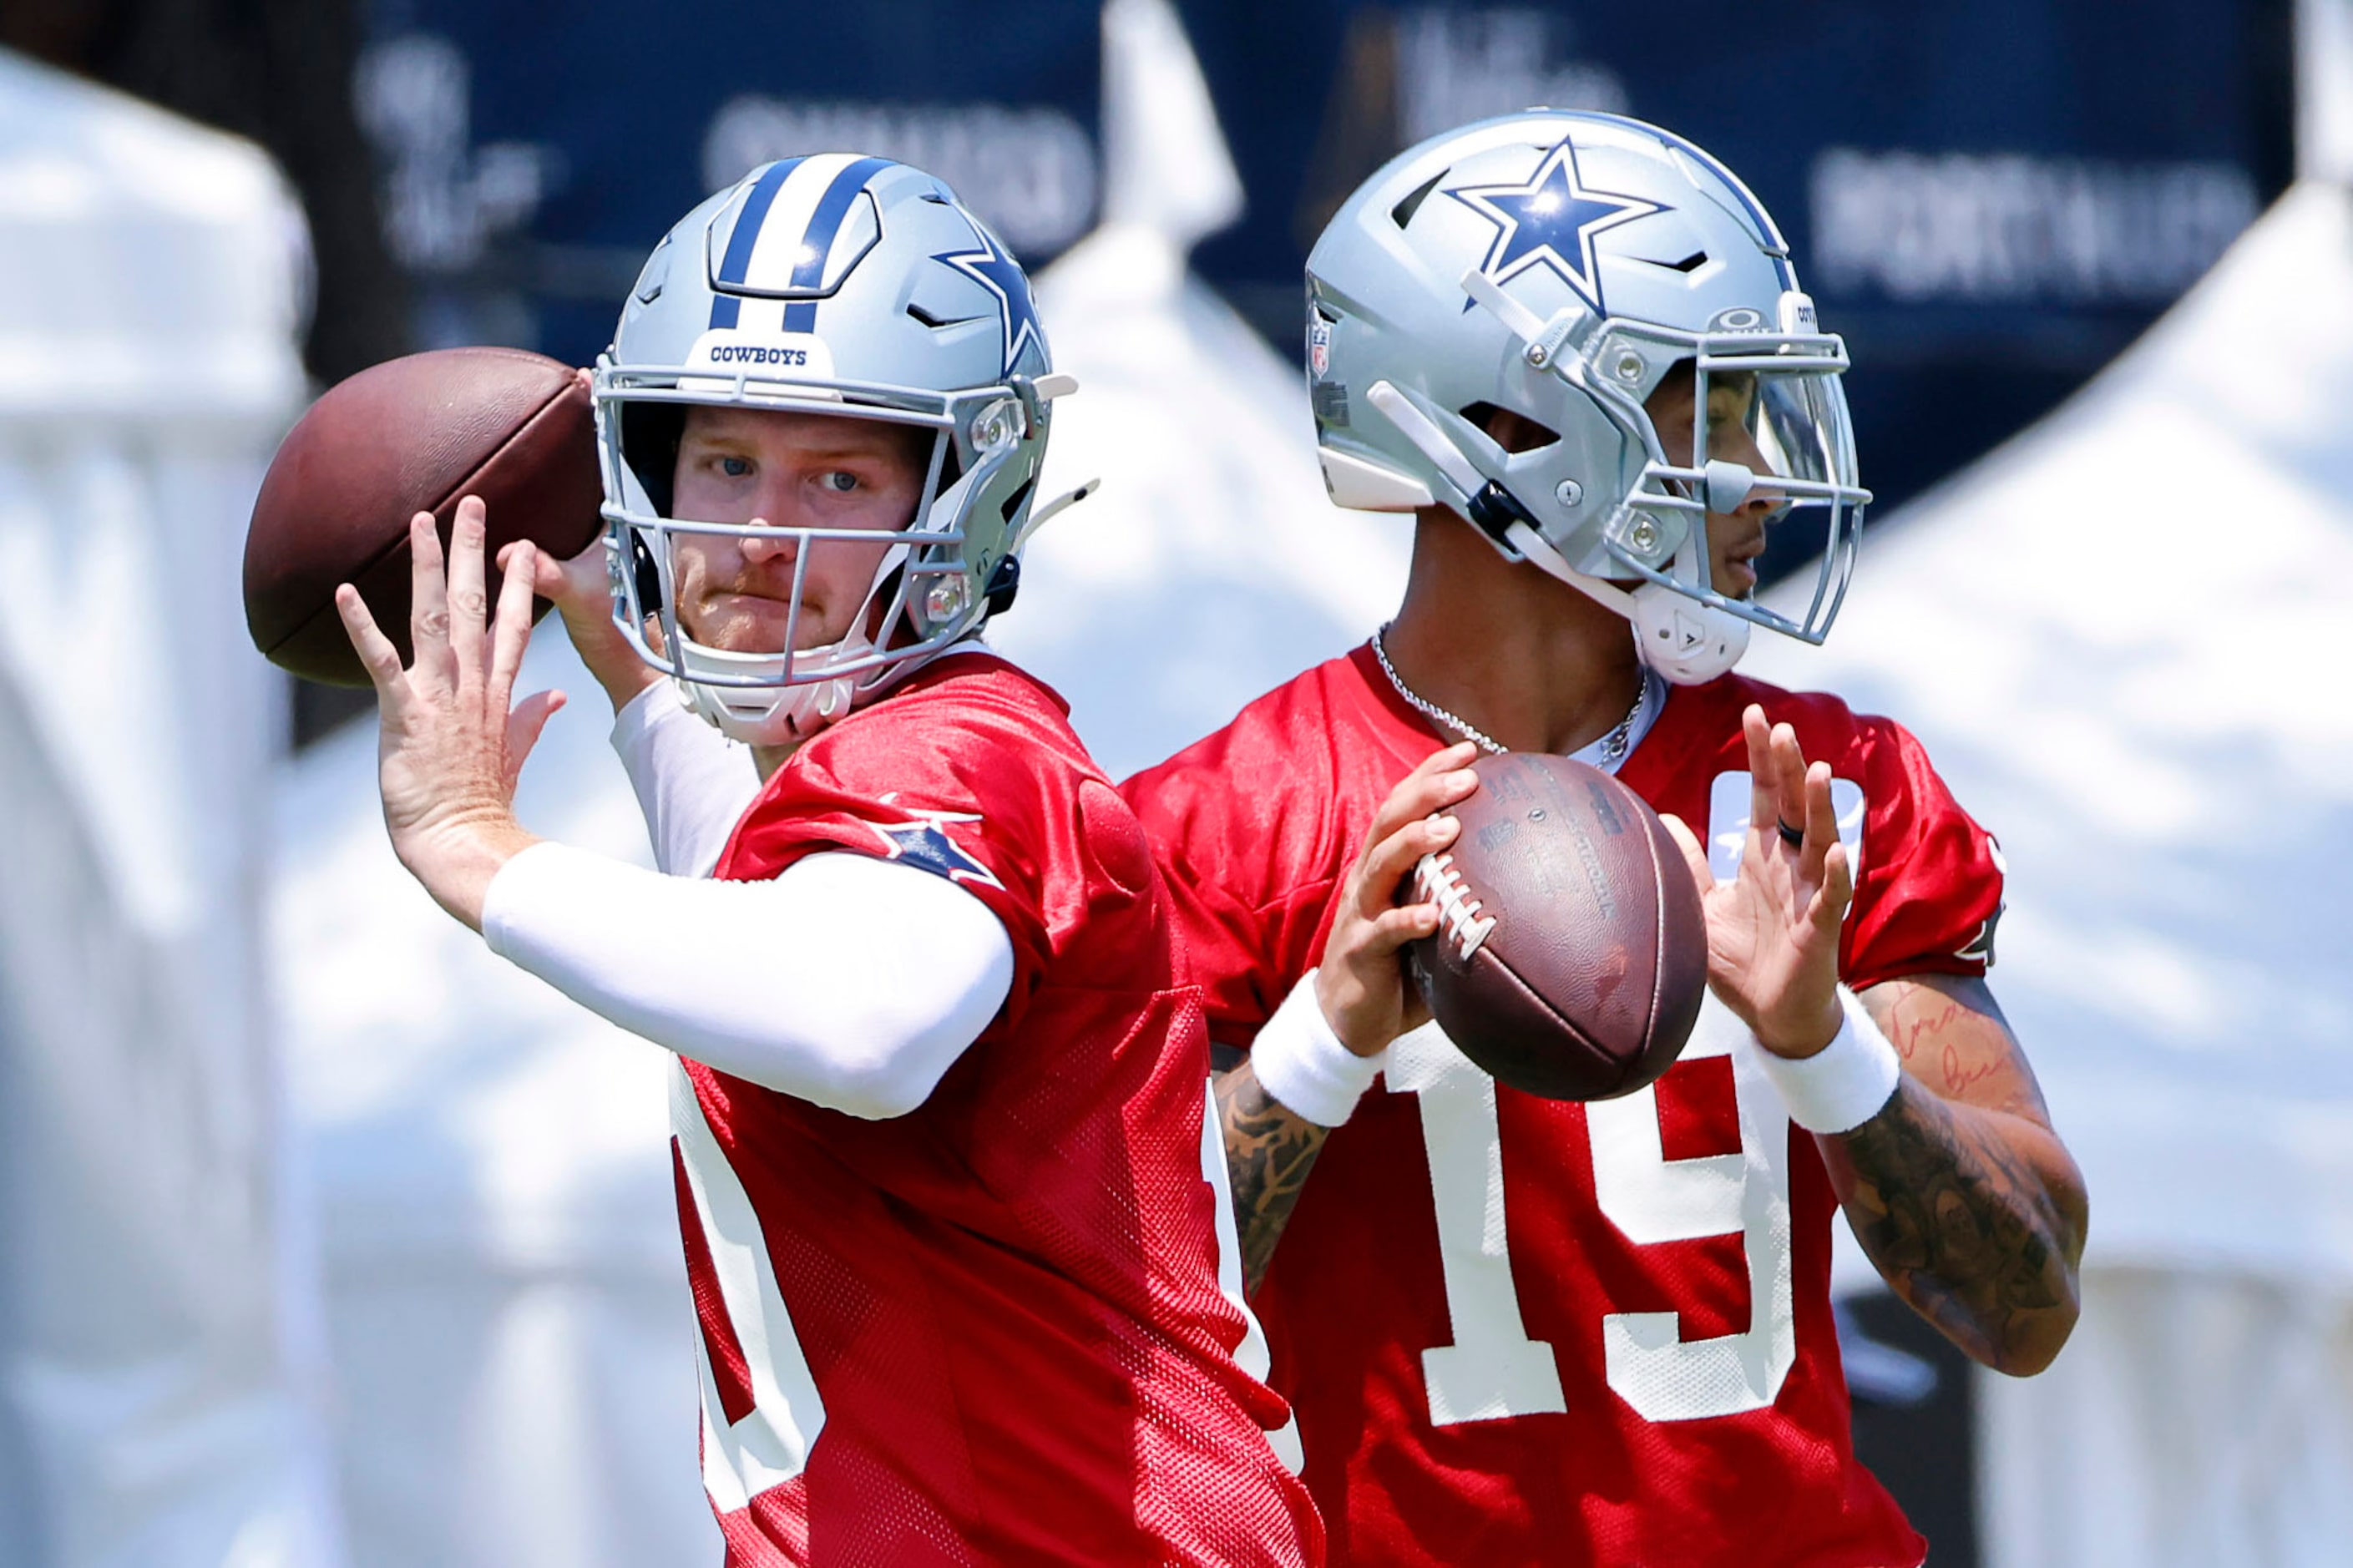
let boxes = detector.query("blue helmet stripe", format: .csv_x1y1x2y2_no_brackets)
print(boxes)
793,156,892,290
790,155,892,332
707,157,807,329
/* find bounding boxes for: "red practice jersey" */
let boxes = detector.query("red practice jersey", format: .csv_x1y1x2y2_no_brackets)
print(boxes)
676,650,1320,1567
1123,645,2006,1568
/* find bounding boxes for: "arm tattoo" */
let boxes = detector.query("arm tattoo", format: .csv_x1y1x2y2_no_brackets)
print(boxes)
1212,1044,1331,1294
1823,980,2087,1374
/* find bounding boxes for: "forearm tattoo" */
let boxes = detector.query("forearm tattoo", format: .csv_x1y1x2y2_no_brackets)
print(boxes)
1212,1045,1332,1294
1828,1077,2083,1373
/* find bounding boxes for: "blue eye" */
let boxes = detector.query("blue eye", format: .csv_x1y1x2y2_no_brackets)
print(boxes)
821,471,859,493
718,456,751,478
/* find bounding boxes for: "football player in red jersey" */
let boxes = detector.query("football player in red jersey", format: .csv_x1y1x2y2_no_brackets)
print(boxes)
1118,114,2089,1565
335,156,1318,1566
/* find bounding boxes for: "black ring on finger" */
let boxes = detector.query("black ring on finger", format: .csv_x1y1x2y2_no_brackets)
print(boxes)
1776,818,1806,848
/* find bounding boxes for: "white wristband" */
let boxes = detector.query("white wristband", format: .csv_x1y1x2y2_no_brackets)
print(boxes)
1248,969,1386,1129
1753,985,1902,1135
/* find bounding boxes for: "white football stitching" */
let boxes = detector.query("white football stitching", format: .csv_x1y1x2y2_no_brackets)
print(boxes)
1414,851,1497,962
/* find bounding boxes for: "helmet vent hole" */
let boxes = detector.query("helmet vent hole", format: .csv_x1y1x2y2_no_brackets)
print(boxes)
1460,402,1559,455
1659,250,1709,273
999,477,1035,525
1390,170,1446,230
908,301,976,329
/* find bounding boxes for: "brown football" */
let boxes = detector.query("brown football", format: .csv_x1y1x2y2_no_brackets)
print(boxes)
244,346,604,686
1404,752,1707,1100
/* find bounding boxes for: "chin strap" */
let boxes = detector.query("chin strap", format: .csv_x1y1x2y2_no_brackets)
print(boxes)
1504,515,1748,684
1364,379,1748,685
684,649,862,746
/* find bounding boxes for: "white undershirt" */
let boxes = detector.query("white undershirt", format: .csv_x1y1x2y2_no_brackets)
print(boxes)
609,681,763,877
478,675,1015,1120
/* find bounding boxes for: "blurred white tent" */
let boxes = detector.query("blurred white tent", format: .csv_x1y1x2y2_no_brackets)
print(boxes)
1747,6,2353,1559
999,0,1408,777
0,48,341,1568
268,0,1399,1562
273,639,717,1568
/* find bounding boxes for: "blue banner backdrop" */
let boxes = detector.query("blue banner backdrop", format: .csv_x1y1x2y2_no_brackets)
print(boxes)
354,0,2290,543
357,0,1102,368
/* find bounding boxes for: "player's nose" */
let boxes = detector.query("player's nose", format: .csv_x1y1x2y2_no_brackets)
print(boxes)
1716,429,1784,520
1735,478,1784,520
736,521,798,564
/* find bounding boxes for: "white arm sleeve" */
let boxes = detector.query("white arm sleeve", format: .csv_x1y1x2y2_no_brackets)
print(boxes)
482,842,1015,1119
610,681,765,877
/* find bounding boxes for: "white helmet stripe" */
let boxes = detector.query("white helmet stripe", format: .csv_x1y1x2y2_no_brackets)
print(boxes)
736,152,863,293
710,153,890,338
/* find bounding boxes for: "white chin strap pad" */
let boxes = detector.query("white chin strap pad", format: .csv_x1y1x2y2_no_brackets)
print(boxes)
1630,584,1749,684
681,625,873,746
689,672,858,746
1502,520,1748,686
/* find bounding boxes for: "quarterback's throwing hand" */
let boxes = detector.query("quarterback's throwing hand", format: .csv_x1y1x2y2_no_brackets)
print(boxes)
337,495,564,930
497,529,662,715
1662,705,1852,1058
1315,741,1481,1055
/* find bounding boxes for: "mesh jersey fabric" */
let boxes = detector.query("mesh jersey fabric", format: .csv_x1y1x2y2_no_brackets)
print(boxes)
677,650,1321,1567
1121,644,2005,1568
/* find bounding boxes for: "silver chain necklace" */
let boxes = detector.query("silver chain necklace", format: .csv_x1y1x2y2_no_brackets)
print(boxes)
1369,624,1651,764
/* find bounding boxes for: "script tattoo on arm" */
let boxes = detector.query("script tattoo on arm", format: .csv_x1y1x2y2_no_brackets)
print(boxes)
1212,1044,1333,1294
1819,974,2089,1375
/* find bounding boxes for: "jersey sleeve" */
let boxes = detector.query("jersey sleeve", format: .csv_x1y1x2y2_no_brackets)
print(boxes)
719,698,1056,1022
1841,714,2006,991
1124,756,1330,1050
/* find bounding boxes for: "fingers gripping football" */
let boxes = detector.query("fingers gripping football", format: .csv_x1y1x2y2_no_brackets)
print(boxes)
335,496,561,930
1664,705,1852,1057
1314,742,1481,1055
496,447,662,714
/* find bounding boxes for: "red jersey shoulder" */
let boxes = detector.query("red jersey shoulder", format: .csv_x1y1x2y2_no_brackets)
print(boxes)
1631,674,2006,988
1128,655,1346,851
717,655,1086,969
1123,651,1403,1038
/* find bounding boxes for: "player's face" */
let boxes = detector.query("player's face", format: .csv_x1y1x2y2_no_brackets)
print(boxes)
1642,366,1783,599
666,406,931,656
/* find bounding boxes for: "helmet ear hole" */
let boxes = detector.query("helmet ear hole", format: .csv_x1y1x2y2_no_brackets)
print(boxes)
620,402,685,516
1460,402,1559,454
630,531,662,614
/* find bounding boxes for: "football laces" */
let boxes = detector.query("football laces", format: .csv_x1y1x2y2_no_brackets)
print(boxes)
1414,852,1497,962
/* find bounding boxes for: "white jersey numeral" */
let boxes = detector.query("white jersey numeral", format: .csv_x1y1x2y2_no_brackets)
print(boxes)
1397,996,1795,1428
1389,1024,1568,1423
1586,997,1795,1420
671,1062,827,1509
1200,1081,1305,1472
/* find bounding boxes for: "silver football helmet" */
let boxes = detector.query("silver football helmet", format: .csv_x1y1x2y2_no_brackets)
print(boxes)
1307,112,1870,682
595,154,1086,743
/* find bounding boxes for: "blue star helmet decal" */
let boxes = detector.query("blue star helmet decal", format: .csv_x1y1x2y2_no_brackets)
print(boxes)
861,798,1004,891
933,219,1045,378
1447,139,1667,314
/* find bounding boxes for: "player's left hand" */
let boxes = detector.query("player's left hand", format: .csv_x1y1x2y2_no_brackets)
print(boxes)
337,495,564,931
1661,704,1851,1058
